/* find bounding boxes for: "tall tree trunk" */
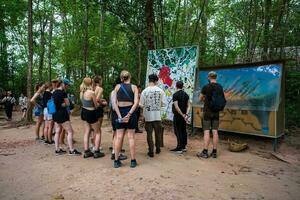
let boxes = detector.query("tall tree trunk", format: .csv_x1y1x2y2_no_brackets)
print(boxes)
38,20,47,81
48,12,53,82
145,0,155,50
26,0,33,122
159,0,165,48
137,41,142,84
173,0,181,46
198,0,208,68
262,0,271,60
83,0,89,76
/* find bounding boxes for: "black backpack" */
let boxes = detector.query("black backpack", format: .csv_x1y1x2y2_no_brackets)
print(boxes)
208,84,226,112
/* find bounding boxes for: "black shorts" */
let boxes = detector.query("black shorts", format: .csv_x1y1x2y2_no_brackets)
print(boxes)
95,107,104,119
81,107,98,124
111,111,117,131
53,108,69,124
115,106,137,130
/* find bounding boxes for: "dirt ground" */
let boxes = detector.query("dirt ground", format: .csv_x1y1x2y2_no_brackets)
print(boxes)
0,111,300,200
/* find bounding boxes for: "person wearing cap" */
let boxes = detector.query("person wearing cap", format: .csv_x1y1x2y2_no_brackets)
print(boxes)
171,81,191,154
1,91,16,121
52,80,81,156
140,74,165,157
197,71,224,159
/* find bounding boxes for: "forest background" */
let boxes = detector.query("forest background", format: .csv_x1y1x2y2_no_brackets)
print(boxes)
0,0,299,125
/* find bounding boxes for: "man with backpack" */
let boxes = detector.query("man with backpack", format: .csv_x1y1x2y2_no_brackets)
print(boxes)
197,71,226,159
1,91,16,121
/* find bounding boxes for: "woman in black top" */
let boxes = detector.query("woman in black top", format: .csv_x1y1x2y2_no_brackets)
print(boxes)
112,70,139,168
30,83,45,140
52,80,81,156
42,82,54,144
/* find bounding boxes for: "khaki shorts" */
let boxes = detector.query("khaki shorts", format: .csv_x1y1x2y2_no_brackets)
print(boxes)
202,119,219,131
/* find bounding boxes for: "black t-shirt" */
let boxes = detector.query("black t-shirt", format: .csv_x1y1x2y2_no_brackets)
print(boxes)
201,82,224,113
172,90,189,115
43,91,52,108
52,89,67,110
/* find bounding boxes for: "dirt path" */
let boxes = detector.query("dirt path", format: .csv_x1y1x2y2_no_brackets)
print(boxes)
0,112,300,200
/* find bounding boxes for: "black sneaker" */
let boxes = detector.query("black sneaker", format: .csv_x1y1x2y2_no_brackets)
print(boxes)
41,136,45,141
119,153,128,160
156,149,161,154
109,147,113,151
210,151,217,158
197,151,209,159
170,148,180,152
94,150,105,158
44,140,50,145
130,159,137,168
83,150,94,158
114,160,122,168
111,153,115,160
148,152,154,157
69,149,82,156
55,149,67,155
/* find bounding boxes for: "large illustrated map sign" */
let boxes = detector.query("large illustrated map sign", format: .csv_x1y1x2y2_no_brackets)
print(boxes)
193,64,283,136
146,46,198,120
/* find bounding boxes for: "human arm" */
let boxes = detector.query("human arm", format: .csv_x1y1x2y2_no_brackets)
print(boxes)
112,85,122,119
123,85,139,120
139,90,145,108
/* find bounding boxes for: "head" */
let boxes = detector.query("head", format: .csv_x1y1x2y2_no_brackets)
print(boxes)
51,79,59,89
120,70,131,83
7,91,12,96
35,82,44,92
176,81,184,90
56,80,63,89
148,74,159,85
45,82,52,91
80,77,93,93
63,79,72,90
113,77,122,89
208,71,217,82
94,75,103,87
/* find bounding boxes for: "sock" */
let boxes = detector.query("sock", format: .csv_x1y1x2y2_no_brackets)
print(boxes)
212,149,217,153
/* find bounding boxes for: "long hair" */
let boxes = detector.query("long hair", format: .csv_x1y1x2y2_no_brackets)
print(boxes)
80,77,93,93
120,70,131,82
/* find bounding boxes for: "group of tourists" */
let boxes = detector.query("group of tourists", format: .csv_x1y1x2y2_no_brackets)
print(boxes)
1,70,225,168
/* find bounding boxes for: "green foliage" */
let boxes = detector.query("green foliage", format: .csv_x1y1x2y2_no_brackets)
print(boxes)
286,71,300,127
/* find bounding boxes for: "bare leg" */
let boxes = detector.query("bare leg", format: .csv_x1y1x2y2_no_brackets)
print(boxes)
35,116,43,139
48,120,54,142
43,120,49,141
203,130,210,150
91,122,101,150
54,123,61,151
212,129,218,149
59,129,65,145
127,129,136,160
114,129,125,160
62,121,74,151
83,122,91,151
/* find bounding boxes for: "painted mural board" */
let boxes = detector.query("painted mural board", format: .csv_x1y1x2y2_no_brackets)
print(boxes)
193,63,285,138
146,46,198,120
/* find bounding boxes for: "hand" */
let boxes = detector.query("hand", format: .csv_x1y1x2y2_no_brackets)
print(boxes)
122,113,131,123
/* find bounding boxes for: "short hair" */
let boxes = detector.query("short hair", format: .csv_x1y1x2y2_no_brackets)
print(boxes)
148,74,159,83
176,81,184,89
208,71,217,79
120,70,131,82
113,77,122,88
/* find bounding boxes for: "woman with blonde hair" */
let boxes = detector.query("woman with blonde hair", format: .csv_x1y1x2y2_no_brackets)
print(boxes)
112,70,139,168
80,77,105,158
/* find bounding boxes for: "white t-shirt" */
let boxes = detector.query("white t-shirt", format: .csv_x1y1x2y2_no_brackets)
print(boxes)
140,85,165,122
